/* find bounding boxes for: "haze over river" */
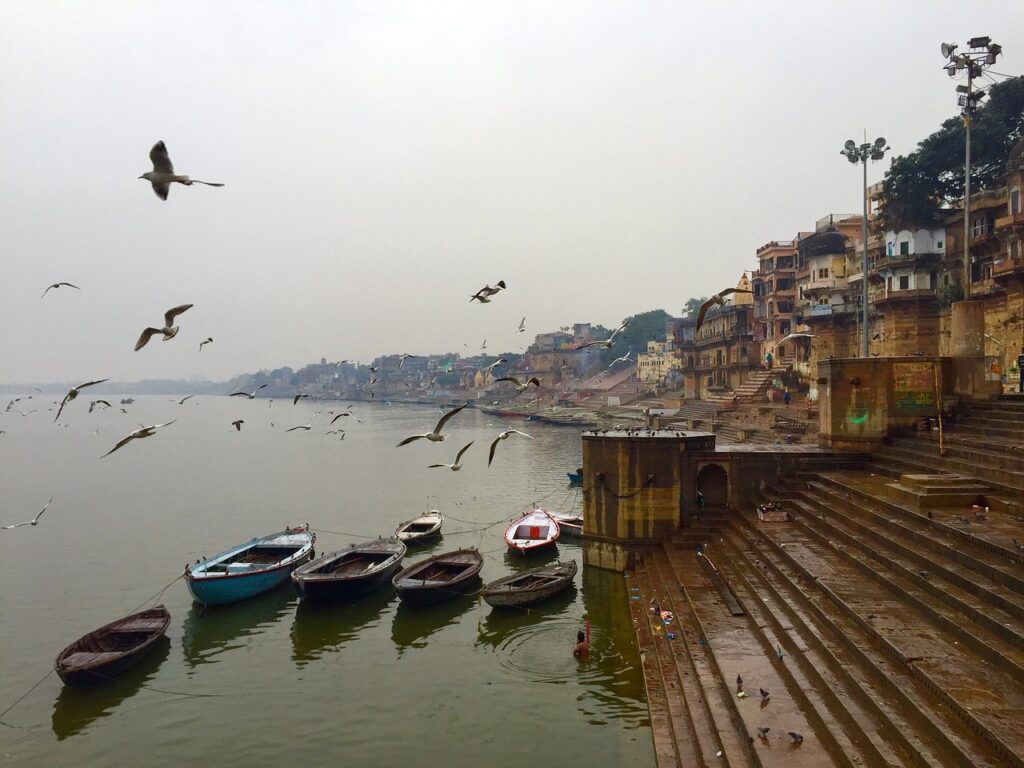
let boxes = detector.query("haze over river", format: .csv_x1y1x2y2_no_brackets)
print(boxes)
0,397,650,767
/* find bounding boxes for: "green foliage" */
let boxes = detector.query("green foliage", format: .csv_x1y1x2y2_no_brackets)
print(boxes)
599,309,670,365
878,75,1024,230
683,297,707,321
937,282,965,308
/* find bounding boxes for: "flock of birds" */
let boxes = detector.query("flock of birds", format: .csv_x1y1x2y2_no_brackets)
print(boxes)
734,673,803,746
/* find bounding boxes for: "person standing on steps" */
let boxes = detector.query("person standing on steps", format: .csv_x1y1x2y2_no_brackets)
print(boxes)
783,389,791,407
765,350,774,370
1018,346,1024,393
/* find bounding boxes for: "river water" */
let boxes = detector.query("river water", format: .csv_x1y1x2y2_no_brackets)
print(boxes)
0,397,651,767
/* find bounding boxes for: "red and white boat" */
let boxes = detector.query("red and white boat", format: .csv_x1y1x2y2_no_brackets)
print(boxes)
504,508,560,555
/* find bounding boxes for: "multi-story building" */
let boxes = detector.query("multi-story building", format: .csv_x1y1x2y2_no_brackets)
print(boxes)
688,275,761,399
637,340,681,384
752,240,798,363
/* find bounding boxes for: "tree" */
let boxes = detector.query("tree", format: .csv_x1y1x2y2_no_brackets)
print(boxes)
599,309,670,365
878,75,1024,230
683,297,708,321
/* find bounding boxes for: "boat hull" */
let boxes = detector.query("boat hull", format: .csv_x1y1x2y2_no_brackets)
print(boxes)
294,560,403,603
395,575,482,606
505,510,560,555
55,606,171,687
392,548,483,606
481,561,577,608
188,561,310,605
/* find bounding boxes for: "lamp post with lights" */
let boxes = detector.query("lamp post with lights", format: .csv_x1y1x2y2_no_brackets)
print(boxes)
841,137,889,358
941,36,1002,298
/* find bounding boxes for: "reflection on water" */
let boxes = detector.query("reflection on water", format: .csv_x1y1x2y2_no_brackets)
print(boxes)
391,591,480,654
291,588,394,667
181,583,296,669
51,636,171,740
501,544,562,568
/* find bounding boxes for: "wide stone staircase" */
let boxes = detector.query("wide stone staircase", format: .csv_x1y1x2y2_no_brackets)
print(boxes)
705,368,777,407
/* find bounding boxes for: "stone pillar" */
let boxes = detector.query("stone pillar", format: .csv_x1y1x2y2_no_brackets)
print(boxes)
950,300,985,357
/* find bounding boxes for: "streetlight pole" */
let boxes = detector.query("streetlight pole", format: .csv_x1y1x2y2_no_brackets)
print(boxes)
841,137,889,358
942,37,1002,298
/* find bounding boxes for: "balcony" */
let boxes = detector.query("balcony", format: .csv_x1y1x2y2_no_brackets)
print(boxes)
808,304,833,317
994,256,1024,280
875,288,938,304
996,211,1024,233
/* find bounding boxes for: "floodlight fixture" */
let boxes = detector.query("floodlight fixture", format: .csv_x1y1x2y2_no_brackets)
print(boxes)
968,36,991,49
874,137,887,149
940,42,956,58
956,84,970,93
844,140,856,151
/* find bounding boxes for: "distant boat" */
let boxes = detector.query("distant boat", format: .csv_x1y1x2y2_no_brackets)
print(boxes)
551,512,583,539
392,548,483,606
120,398,134,404
292,537,406,602
567,469,583,486
481,560,577,608
504,509,560,555
55,606,170,686
395,510,443,544
186,526,316,606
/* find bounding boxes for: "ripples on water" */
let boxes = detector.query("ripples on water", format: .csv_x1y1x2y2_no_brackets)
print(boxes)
0,398,650,766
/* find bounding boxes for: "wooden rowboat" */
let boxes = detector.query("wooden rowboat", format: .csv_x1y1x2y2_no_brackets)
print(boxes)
504,508,560,555
392,548,483,606
55,606,171,686
551,512,583,539
481,560,577,608
395,510,443,544
292,537,406,602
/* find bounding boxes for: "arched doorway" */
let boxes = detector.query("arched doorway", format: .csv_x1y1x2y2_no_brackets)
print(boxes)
697,464,729,507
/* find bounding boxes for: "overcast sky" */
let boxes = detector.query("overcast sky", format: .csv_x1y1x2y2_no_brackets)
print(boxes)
2,1,1022,383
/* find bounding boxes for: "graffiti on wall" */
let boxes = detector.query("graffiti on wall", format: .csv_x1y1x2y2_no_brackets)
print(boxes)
893,362,935,412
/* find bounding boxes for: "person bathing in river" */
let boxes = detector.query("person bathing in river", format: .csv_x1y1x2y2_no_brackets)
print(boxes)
573,630,589,657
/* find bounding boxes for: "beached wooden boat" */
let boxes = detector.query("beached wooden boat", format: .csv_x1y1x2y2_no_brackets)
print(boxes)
392,548,483,606
505,509,560,555
551,512,583,539
481,560,577,608
292,537,406,602
186,525,315,606
55,606,170,686
395,510,443,543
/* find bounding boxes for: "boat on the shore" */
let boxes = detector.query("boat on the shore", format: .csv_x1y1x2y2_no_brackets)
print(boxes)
55,606,171,686
567,469,583,485
292,537,406,602
504,509,560,555
392,548,483,605
551,512,583,539
186,526,316,606
481,560,577,608
395,510,443,544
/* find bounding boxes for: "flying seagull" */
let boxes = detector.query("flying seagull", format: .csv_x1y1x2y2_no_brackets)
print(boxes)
139,141,224,201
487,427,533,466
484,357,507,373
576,319,630,350
101,421,175,458
494,376,541,392
428,441,474,471
293,394,309,405
695,288,754,333
135,304,193,351
176,395,194,405
515,317,526,334
329,411,361,425
55,378,108,422
229,384,267,399
398,354,415,369
470,280,506,302
88,399,112,413
396,402,467,447
231,420,244,431
2,498,53,530
199,337,214,351
286,424,312,432
6,396,31,412
41,282,80,299
608,351,633,367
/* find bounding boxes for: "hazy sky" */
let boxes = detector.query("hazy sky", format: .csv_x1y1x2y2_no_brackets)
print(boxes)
3,1,1022,383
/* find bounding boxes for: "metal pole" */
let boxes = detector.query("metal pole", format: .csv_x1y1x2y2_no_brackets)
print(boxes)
862,154,869,358
963,67,972,299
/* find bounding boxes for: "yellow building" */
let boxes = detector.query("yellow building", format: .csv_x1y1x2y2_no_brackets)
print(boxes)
637,340,680,383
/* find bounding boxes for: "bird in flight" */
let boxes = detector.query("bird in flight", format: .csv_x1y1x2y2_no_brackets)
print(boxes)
231,420,244,431
101,421,175,458
484,358,507,373
286,424,312,432
398,354,415,369
5,396,31,412
55,379,108,422
230,384,267,399
470,280,506,302
695,288,754,333
2,498,53,530
608,351,633,367
487,427,533,466
176,395,194,405
293,394,309,405
88,399,112,413
577,319,630,350
396,402,467,446
514,317,526,334
135,304,193,351
428,441,474,471
41,282,79,299
139,141,224,201
494,376,541,392
199,337,214,351
329,411,361,425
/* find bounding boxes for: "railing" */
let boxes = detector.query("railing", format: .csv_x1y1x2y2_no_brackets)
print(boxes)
995,212,1024,230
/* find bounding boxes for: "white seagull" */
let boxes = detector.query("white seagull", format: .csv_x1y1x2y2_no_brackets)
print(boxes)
286,424,312,432
329,411,361,425
494,376,541,392
695,288,754,333
398,354,416,369
2,498,53,530
135,304,193,351
428,441,474,471
577,318,630,350
292,394,309,405
488,427,533,466
176,395,194,405
139,141,225,201
608,351,633,367
515,317,526,334
41,282,80,299
229,384,268,399
101,421,175,458
199,337,214,351
470,280,506,302
484,358,507,373
88,399,112,413
396,402,467,446
54,379,109,422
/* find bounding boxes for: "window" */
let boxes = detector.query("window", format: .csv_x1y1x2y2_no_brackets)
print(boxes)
1012,240,1020,260
817,268,828,279
1012,188,1021,215
936,240,943,250
898,275,910,290
899,241,910,256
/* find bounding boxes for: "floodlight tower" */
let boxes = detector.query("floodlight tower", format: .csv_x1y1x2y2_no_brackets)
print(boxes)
840,137,890,358
942,37,1002,298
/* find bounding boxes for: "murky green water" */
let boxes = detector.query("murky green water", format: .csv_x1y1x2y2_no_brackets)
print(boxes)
0,398,650,767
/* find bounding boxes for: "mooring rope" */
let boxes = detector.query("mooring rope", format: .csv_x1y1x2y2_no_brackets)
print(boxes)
0,669,53,728
129,574,183,613
596,473,656,499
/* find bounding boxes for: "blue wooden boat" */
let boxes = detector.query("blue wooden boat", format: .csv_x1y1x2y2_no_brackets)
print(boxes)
185,526,316,606
567,469,583,486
